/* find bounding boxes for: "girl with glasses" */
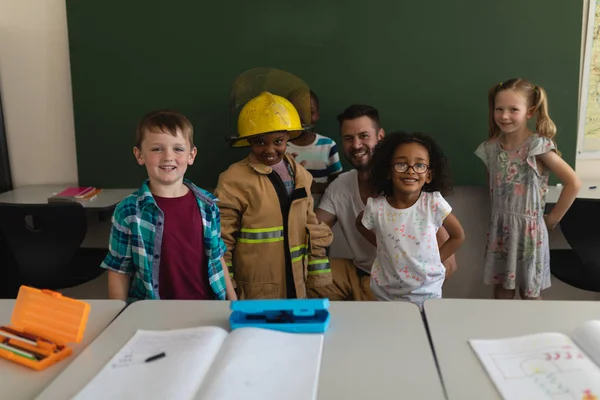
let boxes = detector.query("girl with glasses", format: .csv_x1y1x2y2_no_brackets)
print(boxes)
356,132,464,309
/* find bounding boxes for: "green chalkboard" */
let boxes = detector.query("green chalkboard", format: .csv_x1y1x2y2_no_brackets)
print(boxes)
66,0,582,188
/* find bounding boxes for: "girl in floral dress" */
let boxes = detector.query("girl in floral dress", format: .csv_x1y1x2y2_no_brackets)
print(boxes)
475,78,581,300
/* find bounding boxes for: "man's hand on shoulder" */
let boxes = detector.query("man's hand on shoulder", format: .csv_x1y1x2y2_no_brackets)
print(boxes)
288,152,307,167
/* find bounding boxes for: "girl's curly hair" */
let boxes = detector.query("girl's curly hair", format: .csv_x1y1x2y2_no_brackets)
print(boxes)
368,131,452,197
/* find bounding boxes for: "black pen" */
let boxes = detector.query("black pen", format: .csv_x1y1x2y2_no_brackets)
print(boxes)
145,352,166,363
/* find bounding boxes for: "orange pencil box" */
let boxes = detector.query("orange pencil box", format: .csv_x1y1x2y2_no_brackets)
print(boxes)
0,286,90,371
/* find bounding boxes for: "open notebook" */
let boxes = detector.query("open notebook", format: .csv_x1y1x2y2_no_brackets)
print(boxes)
72,326,324,400
470,320,600,400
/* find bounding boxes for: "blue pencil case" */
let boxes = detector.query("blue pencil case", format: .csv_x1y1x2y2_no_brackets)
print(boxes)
229,298,330,333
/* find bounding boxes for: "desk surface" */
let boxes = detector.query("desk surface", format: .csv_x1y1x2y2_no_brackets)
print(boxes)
546,180,600,203
36,301,446,400
0,299,125,400
0,185,135,210
424,299,600,400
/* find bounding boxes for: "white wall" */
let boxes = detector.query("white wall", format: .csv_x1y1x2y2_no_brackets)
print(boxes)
0,0,78,187
1,0,598,300
577,0,600,170
576,159,600,179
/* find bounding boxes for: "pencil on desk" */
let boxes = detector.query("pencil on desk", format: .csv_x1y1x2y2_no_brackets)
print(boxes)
6,339,51,358
0,330,37,346
0,342,38,361
0,326,56,348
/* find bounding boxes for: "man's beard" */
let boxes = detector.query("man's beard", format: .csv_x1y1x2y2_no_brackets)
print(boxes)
345,148,371,171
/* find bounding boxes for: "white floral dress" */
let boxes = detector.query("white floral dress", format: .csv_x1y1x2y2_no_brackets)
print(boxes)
361,192,451,309
475,134,554,297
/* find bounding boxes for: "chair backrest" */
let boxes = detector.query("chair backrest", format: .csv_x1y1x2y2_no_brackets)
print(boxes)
559,198,600,268
0,229,20,298
0,203,87,283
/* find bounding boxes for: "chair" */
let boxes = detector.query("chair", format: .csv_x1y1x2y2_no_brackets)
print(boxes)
550,199,600,292
0,202,107,297
0,230,20,298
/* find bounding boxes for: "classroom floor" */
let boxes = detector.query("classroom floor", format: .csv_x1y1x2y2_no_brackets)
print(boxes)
58,270,600,301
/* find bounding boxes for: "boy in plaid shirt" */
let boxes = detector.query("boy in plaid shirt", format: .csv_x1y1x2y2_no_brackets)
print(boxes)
101,110,236,303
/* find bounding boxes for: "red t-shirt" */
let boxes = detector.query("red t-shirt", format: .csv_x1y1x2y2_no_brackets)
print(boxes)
154,191,212,300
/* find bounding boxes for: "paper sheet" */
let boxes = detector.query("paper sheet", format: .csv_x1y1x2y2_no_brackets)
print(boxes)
470,332,600,400
72,326,228,400
196,328,324,400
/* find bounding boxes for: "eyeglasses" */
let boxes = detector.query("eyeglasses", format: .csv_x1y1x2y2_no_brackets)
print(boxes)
391,162,429,174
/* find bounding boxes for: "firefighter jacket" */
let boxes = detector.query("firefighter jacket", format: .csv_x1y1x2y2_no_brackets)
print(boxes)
214,153,333,299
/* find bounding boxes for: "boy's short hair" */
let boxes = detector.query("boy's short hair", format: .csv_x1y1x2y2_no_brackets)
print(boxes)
336,104,380,131
136,110,194,148
310,90,319,110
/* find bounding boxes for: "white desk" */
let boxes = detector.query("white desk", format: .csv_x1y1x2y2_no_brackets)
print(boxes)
0,185,135,210
0,299,125,400
546,180,600,203
36,301,446,400
424,299,600,400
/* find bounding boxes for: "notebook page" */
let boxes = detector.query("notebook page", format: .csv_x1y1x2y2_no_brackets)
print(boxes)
72,326,228,400
573,320,600,367
196,328,324,400
470,332,600,399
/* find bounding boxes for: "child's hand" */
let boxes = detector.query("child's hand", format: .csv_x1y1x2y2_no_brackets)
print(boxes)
356,211,377,247
444,263,457,279
441,252,458,279
437,227,457,279
544,214,558,230
355,211,364,231
227,290,238,301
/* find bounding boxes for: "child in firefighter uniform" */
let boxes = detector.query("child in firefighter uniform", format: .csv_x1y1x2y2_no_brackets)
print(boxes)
214,69,333,299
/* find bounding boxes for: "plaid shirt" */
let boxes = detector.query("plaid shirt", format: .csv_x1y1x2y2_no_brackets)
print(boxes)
101,179,227,303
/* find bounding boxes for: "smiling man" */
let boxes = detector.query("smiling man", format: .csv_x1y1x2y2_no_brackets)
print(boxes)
308,105,457,301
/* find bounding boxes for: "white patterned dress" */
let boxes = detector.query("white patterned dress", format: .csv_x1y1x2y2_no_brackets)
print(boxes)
475,134,555,297
361,192,451,309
